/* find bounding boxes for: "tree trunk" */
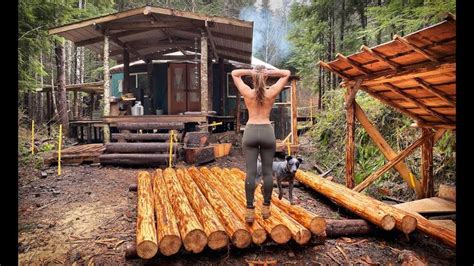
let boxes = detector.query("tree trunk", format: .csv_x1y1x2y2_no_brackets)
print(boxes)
295,171,396,231
50,48,58,118
175,168,229,250
136,171,158,259
207,167,283,245
162,168,208,253
377,0,382,44
339,0,345,51
187,167,252,248
152,169,182,256
55,41,69,135
360,0,368,45
228,168,312,245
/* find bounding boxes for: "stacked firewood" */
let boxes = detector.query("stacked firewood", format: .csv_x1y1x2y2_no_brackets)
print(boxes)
132,166,326,259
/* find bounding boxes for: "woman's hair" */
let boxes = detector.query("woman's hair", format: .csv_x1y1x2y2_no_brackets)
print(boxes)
253,65,267,105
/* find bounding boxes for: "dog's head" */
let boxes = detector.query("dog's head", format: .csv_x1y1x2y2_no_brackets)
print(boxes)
285,155,303,174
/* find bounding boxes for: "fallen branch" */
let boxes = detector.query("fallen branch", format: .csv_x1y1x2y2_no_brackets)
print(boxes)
37,199,58,211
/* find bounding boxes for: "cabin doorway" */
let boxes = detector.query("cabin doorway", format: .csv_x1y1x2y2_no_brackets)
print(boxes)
168,63,201,114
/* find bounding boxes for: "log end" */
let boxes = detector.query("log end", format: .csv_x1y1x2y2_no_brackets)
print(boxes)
251,228,268,245
207,231,229,250
183,229,208,253
231,229,252,249
124,241,138,260
294,228,312,245
310,217,327,236
137,240,158,259
159,235,182,256
270,224,292,244
381,215,396,231
401,215,418,234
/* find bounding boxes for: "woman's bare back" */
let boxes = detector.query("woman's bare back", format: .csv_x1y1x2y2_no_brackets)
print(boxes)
231,68,291,124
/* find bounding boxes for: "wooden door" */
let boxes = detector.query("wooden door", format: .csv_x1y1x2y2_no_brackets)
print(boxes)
168,64,187,114
187,64,201,112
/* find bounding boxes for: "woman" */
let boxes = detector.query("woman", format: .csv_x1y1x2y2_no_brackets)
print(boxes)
231,65,291,223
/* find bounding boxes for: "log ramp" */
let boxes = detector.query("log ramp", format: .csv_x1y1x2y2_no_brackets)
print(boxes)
133,166,326,259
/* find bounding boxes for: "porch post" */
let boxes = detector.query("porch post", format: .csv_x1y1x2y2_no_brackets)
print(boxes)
147,59,154,114
123,48,130,94
200,31,209,114
219,58,225,115
103,34,111,143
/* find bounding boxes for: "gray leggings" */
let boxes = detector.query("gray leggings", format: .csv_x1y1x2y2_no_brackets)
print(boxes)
242,124,276,208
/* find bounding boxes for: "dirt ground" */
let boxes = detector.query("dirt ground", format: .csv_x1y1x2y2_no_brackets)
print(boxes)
18,136,456,265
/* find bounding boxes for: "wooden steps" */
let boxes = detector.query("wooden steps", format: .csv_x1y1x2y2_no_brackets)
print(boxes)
102,121,184,166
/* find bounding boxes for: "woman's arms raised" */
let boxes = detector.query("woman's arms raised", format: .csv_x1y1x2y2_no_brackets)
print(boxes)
231,69,254,98
266,70,291,98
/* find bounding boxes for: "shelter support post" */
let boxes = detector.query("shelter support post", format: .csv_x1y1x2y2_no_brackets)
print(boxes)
219,58,225,115
344,81,360,189
147,59,154,114
421,128,435,198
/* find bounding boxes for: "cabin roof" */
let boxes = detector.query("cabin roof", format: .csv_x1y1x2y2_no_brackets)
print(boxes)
49,5,253,64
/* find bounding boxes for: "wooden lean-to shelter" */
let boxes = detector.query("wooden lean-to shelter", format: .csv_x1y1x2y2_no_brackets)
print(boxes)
319,14,456,199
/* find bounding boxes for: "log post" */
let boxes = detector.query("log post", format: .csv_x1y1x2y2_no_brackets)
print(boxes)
123,48,130,94
103,34,111,143
162,168,207,253
152,169,182,256
200,31,208,114
421,128,435,198
73,91,78,119
136,171,158,259
345,85,356,188
187,167,252,248
175,168,229,250
290,79,298,145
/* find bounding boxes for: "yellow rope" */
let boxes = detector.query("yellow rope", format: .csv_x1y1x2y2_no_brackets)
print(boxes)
169,130,174,168
58,124,62,176
31,120,35,155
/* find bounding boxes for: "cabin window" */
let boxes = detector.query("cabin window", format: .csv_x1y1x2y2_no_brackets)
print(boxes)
226,73,243,98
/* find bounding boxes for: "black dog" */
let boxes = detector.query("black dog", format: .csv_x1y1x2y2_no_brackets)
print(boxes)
256,155,303,204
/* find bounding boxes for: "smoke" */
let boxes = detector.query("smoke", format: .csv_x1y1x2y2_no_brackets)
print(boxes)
239,3,293,65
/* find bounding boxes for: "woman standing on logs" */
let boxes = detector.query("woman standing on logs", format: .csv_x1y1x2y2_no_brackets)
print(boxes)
231,66,291,223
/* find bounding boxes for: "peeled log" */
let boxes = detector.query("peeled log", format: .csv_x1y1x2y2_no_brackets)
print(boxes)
228,167,326,236
203,167,270,244
162,168,207,253
294,170,396,231
175,168,229,250
326,219,373,237
152,169,182,256
211,167,292,244
187,167,252,248
228,168,311,245
136,171,158,259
